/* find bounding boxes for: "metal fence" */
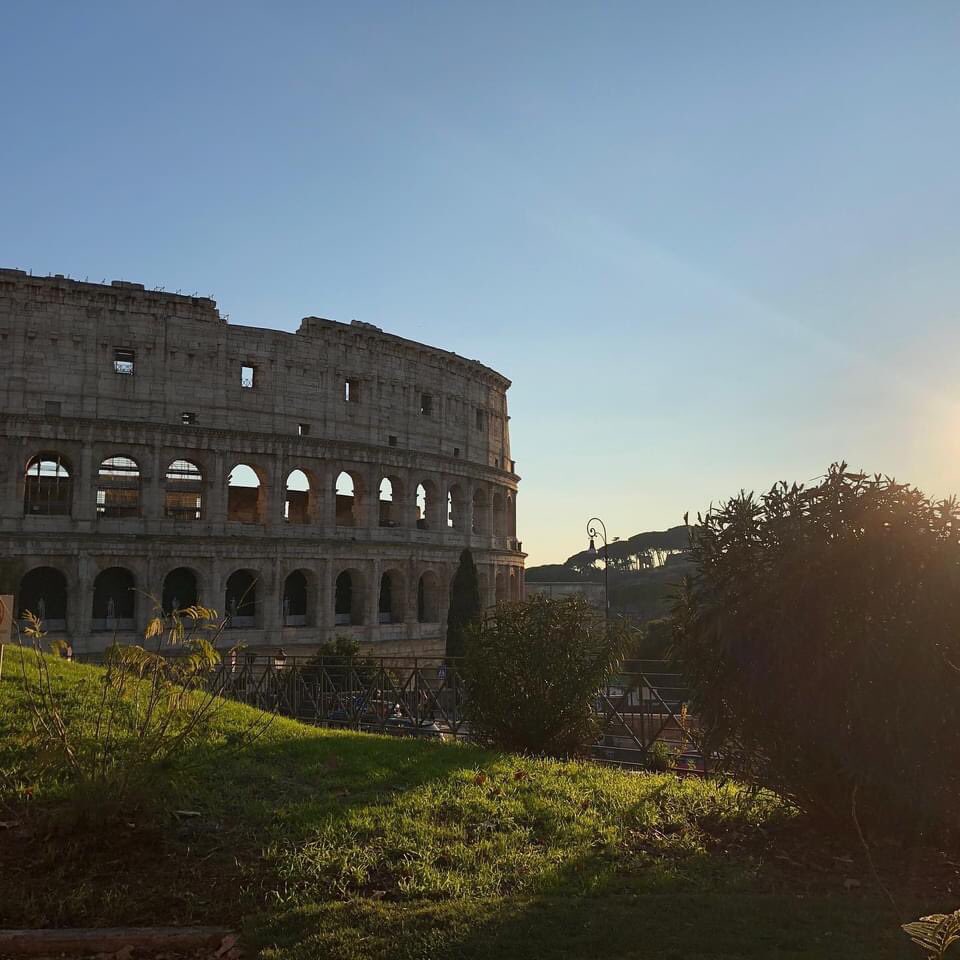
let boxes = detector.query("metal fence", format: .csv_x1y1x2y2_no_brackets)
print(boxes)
76,651,706,774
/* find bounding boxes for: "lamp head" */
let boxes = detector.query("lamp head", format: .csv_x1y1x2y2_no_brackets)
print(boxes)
587,537,596,558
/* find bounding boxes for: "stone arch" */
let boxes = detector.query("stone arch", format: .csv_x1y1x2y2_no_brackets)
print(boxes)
495,568,508,604
507,493,517,537
92,566,136,630
378,475,404,527
284,469,311,525
24,452,73,516
378,568,405,624
227,463,267,523
471,486,488,535
282,569,314,626
96,455,141,518
18,565,68,629
164,459,204,521
162,566,199,614
335,470,364,527
225,569,258,627
447,483,465,530
417,570,440,623
334,568,365,625
509,568,520,602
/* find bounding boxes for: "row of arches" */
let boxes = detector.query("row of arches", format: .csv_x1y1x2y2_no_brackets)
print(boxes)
14,564,453,632
22,453,518,536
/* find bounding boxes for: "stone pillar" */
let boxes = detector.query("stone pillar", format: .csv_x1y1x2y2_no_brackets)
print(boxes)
0,439,18,520
264,457,282,530
205,452,226,524
261,559,281,642
145,447,164,519
367,558,381,628
400,470,418,529
76,443,96,522
405,559,419,624
313,558,329,632
73,552,94,652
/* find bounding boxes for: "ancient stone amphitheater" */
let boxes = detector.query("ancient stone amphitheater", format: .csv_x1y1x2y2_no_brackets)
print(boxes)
0,269,524,655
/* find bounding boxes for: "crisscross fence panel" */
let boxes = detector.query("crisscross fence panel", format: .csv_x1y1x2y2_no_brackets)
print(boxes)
75,651,706,773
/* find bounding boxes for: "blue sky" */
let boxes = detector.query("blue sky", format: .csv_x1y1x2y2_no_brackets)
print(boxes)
3,2,959,565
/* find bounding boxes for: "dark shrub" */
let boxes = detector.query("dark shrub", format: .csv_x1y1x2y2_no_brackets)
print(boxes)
673,463,960,839
446,548,482,658
465,595,629,756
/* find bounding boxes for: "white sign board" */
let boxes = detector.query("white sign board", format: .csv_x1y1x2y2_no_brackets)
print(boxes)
0,595,12,645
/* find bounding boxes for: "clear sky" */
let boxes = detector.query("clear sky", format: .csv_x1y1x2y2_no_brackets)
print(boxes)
3,2,959,565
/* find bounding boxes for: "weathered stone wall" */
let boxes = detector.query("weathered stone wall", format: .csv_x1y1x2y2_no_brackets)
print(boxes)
0,269,525,655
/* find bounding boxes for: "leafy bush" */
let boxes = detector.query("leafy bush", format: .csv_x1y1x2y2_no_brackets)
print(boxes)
673,463,960,839
645,739,673,772
465,595,630,756
12,604,267,824
903,909,960,957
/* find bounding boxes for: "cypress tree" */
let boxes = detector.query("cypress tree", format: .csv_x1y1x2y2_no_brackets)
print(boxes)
446,548,482,658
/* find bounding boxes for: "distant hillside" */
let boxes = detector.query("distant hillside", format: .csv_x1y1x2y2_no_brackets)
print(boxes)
525,524,696,622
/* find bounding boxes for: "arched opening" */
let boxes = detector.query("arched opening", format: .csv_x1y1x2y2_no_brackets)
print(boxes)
96,456,141,518
447,485,464,530
472,487,487,535
283,570,309,626
92,567,136,631
227,464,265,523
416,481,432,530
495,569,508,604
24,453,72,516
335,569,364,625
225,569,257,627
417,571,440,624
162,567,198,614
492,491,506,537
165,460,203,521
284,469,311,524
509,569,520,602
378,569,405,624
18,566,68,629
507,493,517,537
379,476,402,527
335,471,361,527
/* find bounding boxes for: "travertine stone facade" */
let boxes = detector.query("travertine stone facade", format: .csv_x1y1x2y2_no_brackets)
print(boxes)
0,269,525,655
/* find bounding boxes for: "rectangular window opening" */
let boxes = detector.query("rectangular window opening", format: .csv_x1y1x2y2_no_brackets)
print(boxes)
420,393,433,416
298,423,310,437
182,411,196,425
45,400,61,417
241,364,255,389
113,348,135,375
475,408,484,431
388,435,398,447
453,447,461,458
344,378,360,403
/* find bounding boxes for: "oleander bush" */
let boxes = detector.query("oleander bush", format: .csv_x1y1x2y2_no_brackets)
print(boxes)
673,463,960,840
465,595,630,756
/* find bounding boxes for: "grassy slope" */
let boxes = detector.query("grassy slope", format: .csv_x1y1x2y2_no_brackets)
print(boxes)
0,651,929,960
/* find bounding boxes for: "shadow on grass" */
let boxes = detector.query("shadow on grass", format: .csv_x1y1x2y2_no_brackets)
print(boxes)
0,722,493,929
253,846,916,960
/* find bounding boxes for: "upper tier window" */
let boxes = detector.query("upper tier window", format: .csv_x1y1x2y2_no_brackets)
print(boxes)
113,348,135,375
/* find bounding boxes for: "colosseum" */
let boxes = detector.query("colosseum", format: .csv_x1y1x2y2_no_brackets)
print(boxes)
0,268,524,656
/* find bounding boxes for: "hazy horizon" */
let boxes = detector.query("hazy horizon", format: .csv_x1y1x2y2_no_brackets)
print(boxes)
3,1,959,565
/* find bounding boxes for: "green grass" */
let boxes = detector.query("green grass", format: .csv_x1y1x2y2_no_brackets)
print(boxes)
0,649,938,959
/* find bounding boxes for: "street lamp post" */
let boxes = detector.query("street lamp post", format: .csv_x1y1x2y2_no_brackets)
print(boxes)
586,517,610,620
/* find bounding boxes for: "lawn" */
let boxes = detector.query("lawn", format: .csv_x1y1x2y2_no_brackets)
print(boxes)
0,650,942,959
